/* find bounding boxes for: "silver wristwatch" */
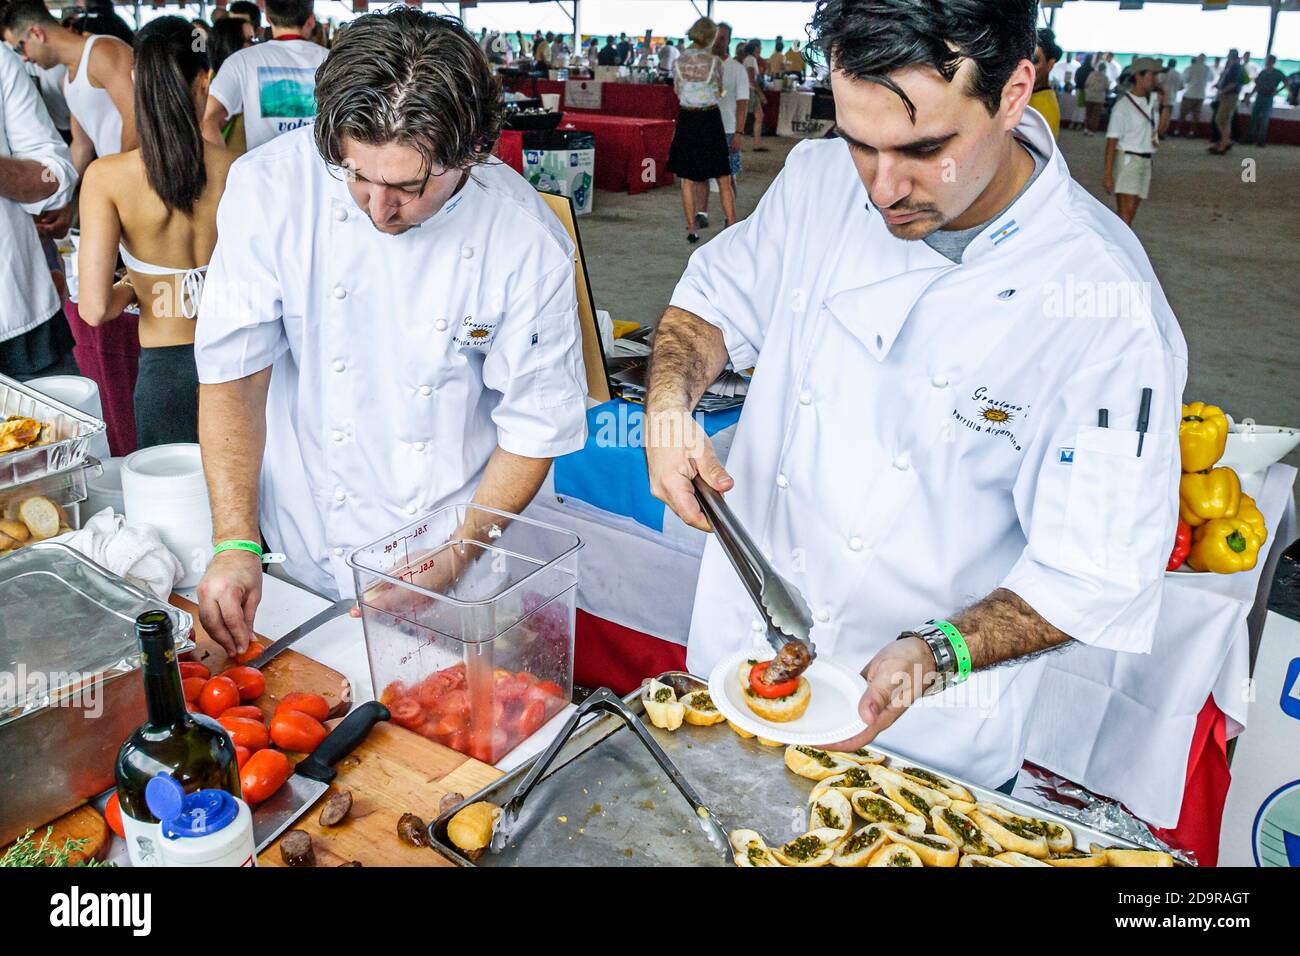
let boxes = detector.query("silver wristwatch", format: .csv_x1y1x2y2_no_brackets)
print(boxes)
898,622,959,696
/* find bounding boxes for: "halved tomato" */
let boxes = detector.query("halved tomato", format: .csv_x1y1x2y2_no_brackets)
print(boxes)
390,697,424,730
748,661,799,699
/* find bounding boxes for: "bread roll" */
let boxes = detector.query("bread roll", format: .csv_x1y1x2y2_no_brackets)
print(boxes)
996,851,1052,867
642,679,685,731
970,804,1049,859
772,829,838,867
831,825,890,867
1047,849,1106,867
931,806,1002,857
680,689,726,726
959,854,1011,867
896,765,973,802
884,829,959,867
743,676,811,722
867,843,922,867
784,745,855,781
808,790,853,844
849,791,926,835
1102,848,1174,867
729,829,780,867
18,496,61,540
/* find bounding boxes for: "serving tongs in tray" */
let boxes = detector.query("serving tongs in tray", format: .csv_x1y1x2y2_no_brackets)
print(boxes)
692,473,816,660
489,688,731,860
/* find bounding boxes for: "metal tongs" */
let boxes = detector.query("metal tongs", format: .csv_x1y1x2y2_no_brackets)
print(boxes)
491,688,732,861
692,474,817,661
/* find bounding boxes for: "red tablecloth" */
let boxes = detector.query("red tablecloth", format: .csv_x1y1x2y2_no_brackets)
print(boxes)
501,76,681,121
558,114,676,194
496,129,524,174
64,300,138,456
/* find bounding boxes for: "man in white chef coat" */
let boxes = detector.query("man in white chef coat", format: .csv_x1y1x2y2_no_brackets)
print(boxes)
645,0,1187,791
0,41,78,379
194,9,588,654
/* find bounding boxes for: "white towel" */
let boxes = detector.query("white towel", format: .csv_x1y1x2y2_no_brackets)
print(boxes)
51,508,184,600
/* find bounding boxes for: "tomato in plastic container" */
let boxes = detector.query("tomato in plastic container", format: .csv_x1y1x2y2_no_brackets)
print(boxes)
354,504,581,765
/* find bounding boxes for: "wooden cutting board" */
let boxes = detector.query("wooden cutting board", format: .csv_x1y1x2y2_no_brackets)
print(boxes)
0,805,110,865
169,595,351,721
257,722,502,867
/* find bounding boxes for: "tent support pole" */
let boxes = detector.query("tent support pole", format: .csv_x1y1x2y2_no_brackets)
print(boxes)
1266,0,1279,59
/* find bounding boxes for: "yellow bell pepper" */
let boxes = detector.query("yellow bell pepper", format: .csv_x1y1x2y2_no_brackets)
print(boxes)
1179,402,1229,472
1178,466,1241,527
1236,493,1268,544
1187,516,1265,573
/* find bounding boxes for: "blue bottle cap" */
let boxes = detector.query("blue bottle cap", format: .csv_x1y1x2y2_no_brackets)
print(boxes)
144,772,185,822
146,773,240,841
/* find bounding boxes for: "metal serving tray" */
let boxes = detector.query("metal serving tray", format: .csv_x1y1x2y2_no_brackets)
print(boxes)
0,373,106,492
430,672,1147,867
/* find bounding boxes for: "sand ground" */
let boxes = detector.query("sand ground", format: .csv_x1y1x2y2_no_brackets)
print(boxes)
576,124,1300,473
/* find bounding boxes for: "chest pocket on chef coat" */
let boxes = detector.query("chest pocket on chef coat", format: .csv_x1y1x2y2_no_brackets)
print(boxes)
1058,425,1172,582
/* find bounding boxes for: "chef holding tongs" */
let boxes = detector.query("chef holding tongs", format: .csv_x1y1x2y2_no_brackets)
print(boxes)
644,0,1186,792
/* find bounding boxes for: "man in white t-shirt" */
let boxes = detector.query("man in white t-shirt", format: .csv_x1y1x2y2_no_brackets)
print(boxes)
1104,58,1169,226
1178,54,1211,138
659,38,679,74
201,0,327,152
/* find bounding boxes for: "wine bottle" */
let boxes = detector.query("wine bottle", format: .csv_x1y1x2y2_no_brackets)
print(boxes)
115,609,241,867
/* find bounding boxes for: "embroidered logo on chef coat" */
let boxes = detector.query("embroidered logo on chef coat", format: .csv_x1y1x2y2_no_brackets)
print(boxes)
453,316,497,348
990,218,1020,245
951,386,1028,452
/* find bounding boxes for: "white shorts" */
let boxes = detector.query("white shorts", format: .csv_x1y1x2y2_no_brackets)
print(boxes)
1114,153,1152,200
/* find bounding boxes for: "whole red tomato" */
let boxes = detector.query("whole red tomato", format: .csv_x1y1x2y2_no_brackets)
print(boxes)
274,692,330,722
235,745,252,770
198,676,240,718
104,791,124,838
218,715,270,751
223,705,264,722
179,662,210,681
240,749,291,805
270,709,327,753
182,677,207,703
222,665,266,702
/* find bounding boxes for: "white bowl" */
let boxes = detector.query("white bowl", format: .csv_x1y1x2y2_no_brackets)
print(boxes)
1219,424,1300,476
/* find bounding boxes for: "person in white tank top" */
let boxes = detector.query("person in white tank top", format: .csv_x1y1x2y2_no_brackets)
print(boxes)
1,0,136,236
2,0,135,173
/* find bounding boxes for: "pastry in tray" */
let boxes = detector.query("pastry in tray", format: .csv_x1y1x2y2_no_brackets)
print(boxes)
830,823,891,867
808,790,853,844
849,790,927,835
868,843,922,867
783,744,856,780
808,765,880,802
0,416,45,455
771,828,840,867
884,829,960,867
729,829,781,867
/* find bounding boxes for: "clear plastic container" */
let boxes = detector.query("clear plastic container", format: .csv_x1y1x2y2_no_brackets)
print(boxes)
349,504,582,765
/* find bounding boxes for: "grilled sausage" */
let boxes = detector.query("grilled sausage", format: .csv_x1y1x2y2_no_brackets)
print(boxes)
764,641,811,684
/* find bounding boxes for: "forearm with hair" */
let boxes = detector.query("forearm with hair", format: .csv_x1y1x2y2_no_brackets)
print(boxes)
1103,137,1117,175
947,588,1074,671
0,156,57,204
199,373,270,544
646,306,729,414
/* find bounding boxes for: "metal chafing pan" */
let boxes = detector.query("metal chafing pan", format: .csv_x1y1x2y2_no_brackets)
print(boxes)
430,672,1151,867
0,373,106,492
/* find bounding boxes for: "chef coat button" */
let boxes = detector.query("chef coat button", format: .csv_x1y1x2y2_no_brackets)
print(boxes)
848,536,864,552
334,488,346,502
413,441,426,452
332,547,344,557
419,385,433,397
406,505,417,516
815,609,830,624
930,374,949,388
332,360,346,373
751,618,764,632
332,285,347,300
435,318,448,332
775,473,789,489
798,391,812,406
461,246,474,259
331,430,344,443
893,453,912,471
333,207,347,222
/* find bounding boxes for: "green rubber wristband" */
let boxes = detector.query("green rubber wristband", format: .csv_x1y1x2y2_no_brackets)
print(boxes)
213,539,263,559
930,619,971,682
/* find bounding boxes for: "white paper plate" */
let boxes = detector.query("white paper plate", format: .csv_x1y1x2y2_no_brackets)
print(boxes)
707,650,868,746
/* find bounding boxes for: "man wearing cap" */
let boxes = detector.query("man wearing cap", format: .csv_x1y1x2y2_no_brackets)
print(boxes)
1104,57,1170,226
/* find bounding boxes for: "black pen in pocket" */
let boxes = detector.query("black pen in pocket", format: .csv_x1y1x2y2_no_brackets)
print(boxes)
1136,388,1152,457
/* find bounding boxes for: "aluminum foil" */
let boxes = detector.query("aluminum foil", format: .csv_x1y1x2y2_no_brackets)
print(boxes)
1012,764,1197,866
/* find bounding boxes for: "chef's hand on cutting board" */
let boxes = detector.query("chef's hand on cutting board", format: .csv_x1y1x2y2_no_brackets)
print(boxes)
645,409,733,532
197,551,263,656
819,637,937,751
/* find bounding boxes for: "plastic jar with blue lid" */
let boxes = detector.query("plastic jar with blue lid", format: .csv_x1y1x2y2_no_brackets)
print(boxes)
145,773,257,867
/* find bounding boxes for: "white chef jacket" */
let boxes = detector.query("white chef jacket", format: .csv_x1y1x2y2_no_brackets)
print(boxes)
195,127,588,598
671,109,1187,788
0,45,77,344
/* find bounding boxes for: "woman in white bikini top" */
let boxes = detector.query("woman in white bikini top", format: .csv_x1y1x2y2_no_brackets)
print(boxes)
76,16,235,446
